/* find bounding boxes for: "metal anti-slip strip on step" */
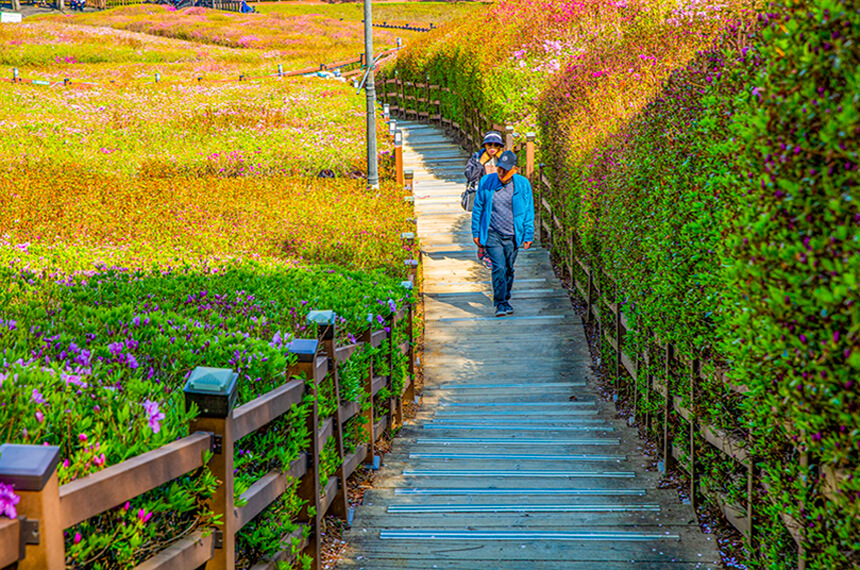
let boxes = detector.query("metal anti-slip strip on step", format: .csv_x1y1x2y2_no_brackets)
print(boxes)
408,452,625,461
423,424,615,432
434,409,600,418
413,437,621,446
401,469,634,478
415,437,621,447
428,382,585,390
438,401,597,408
379,530,681,541
386,504,660,514
426,417,606,424
394,488,646,496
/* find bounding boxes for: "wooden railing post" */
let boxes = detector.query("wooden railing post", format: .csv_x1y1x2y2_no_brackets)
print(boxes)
401,281,416,407
526,133,535,182
287,340,323,568
360,327,377,468
0,444,63,569
505,124,514,151
395,130,404,186
662,344,674,473
184,368,239,570
388,312,400,428
689,357,699,511
309,311,349,521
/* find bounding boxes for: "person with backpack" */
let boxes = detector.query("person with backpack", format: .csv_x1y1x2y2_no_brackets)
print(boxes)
471,150,535,317
463,131,504,267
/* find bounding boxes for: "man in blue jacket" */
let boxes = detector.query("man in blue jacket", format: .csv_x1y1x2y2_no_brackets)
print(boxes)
471,150,535,317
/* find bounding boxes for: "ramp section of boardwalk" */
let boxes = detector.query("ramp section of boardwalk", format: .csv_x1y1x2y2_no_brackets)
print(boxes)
339,121,721,569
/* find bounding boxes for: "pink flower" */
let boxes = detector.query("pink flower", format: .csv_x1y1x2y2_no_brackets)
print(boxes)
78,433,87,442
0,483,20,519
74,532,82,545
35,411,44,423
137,508,153,524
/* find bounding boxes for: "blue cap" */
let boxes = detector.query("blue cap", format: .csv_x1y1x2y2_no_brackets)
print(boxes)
497,150,517,171
482,131,503,146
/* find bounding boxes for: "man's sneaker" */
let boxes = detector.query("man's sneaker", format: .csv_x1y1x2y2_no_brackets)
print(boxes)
495,305,507,318
504,303,514,315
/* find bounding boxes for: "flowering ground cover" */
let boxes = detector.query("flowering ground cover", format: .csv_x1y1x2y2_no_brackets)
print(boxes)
392,0,859,567
0,9,424,567
256,1,483,26
33,5,420,74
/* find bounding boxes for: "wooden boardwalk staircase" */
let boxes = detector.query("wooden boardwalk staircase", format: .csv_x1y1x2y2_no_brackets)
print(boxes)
339,121,721,569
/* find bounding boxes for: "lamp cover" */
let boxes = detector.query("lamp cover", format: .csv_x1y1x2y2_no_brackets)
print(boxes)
184,367,239,418
0,444,60,491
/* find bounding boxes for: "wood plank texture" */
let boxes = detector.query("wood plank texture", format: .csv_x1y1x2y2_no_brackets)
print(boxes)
339,121,721,569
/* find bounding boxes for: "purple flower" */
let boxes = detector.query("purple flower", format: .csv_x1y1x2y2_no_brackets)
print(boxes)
387,299,397,313
35,411,44,423
108,342,124,357
132,316,141,327
0,483,20,519
376,315,385,325
126,353,139,369
32,388,46,405
142,400,165,434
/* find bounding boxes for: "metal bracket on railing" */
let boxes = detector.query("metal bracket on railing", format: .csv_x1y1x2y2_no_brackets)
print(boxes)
19,517,39,552
210,434,223,455
213,529,224,549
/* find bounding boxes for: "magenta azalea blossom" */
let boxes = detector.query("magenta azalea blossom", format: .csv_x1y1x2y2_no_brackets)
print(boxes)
0,483,20,519
142,400,165,434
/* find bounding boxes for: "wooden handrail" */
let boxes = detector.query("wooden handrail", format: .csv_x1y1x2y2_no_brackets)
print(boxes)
0,518,20,568
235,455,307,530
58,432,213,529
233,379,304,440
133,530,214,570
334,342,362,364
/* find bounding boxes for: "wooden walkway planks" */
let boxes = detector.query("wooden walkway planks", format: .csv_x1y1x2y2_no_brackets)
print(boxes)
338,121,720,569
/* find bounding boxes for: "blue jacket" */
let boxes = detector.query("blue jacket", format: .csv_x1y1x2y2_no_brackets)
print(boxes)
471,172,535,248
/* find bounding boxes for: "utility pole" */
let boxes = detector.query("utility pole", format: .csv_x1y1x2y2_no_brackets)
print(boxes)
364,0,379,189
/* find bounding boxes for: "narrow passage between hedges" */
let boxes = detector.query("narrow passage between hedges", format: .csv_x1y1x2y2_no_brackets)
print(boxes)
338,121,720,569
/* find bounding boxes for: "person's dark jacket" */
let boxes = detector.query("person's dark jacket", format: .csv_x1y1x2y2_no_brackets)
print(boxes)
464,150,497,188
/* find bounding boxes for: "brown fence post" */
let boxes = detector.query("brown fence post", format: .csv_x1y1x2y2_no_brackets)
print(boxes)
689,357,699,511
184,368,239,570
395,130,404,186
390,311,402,428
402,290,416,407
526,133,535,182
309,311,349,521
662,344,674,473
360,327,377,467
0,444,63,570
614,292,622,396
505,124,514,151
288,340,323,568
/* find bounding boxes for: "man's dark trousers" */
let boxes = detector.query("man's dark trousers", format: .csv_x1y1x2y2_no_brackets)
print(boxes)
485,229,518,307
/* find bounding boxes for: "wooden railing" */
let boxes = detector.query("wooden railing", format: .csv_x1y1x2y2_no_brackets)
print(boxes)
373,22,435,33
0,252,419,568
379,73,843,570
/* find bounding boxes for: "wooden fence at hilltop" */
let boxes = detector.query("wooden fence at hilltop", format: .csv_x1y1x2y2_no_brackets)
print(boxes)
0,237,420,570
378,75,847,570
